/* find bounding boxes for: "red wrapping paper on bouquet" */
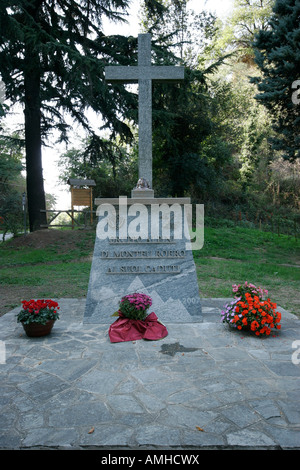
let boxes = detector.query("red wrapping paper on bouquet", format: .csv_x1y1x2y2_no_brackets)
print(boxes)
109,312,168,343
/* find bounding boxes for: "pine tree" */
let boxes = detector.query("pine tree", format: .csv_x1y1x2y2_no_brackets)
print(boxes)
252,0,300,161
140,0,230,197
0,0,162,231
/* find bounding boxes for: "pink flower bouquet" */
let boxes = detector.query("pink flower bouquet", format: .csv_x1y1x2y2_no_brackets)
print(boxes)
109,292,168,343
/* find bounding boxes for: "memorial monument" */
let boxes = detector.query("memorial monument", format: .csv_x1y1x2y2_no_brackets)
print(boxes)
84,34,202,324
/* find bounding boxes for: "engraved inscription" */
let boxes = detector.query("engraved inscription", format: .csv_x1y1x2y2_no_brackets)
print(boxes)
100,238,186,275
103,237,184,275
109,237,175,244
101,249,185,259
106,265,181,274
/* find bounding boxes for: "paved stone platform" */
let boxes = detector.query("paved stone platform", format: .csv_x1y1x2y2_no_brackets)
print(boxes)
0,298,300,450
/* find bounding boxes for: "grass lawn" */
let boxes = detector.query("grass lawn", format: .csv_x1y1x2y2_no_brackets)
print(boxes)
0,229,96,315
194,224,300,317
0,224,299,317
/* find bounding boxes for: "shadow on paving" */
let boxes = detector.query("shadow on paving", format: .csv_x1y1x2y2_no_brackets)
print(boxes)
0,298,299,450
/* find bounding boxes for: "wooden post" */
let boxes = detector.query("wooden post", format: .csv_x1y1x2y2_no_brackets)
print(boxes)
90,187,93,225
71,186,74,230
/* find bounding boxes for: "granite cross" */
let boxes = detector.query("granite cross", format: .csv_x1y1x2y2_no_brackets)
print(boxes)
105,33,185,190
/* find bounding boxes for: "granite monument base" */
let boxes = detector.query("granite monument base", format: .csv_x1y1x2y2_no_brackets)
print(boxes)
84,198,202,324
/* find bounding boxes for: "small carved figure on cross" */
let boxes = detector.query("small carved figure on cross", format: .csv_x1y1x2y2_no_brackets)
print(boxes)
135,177,151,189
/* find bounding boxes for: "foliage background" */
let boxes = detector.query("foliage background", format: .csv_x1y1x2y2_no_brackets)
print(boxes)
0,0,299,318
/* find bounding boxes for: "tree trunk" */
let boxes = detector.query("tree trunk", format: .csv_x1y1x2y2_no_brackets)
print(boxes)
24,22,47,232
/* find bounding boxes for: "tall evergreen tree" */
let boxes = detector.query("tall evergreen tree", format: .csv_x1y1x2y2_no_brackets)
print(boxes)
0,0,162,231
140,0,230,197
251,0,300,161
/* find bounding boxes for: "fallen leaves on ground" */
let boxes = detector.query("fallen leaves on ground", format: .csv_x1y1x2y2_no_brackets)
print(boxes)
196,426,205,432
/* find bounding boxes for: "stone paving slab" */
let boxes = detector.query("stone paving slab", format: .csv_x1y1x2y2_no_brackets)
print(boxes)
0,298,300,450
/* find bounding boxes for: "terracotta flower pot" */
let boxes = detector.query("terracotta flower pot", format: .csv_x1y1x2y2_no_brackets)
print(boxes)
22,320,55,337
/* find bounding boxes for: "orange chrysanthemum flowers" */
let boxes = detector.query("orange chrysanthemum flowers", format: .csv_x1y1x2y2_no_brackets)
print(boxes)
221,282,281,337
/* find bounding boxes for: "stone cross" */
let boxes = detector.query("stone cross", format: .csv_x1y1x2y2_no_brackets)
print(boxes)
105,33,185,189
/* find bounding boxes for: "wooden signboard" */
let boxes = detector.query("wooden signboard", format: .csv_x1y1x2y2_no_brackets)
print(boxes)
71,188,93,207
68,179,96,228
